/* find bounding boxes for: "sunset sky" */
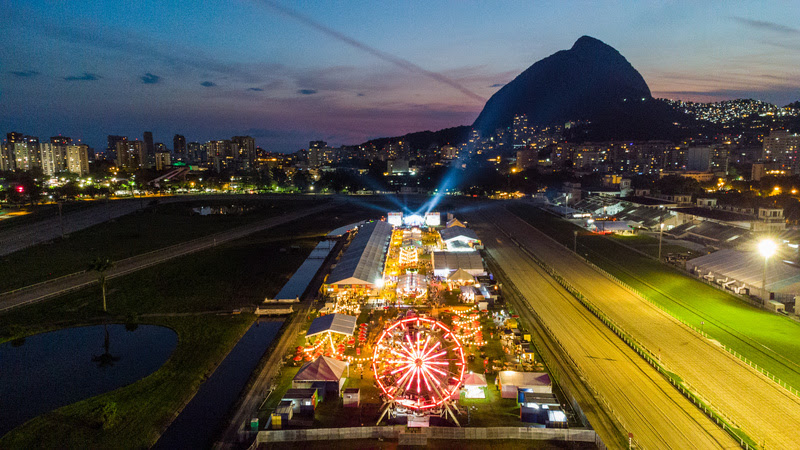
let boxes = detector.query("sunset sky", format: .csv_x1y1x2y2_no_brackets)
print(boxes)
3,0,799,151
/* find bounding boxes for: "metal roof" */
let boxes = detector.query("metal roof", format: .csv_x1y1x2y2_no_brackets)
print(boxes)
687,249,800,294
306,313,357,337
327,221,392,285
432,251,485,273
439,226,479,242
274,240,336,300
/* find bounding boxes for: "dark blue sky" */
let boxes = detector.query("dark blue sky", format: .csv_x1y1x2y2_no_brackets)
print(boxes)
2,1,799,152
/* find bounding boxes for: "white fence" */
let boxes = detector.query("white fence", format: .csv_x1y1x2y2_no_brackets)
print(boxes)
255,426,598,444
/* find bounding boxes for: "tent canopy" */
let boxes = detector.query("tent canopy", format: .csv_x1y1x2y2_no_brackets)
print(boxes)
306,313,357,338
294,356,347,382
497,371,551,388
463,373,487,387
448,268,475,282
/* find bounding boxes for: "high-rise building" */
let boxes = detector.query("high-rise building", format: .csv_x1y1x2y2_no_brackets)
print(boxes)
107,135,127,152
143,131,155,168
40,143,68,176
116,140,146,170
763,129,800,174
155,151,171,170
66,144,90,176
516,149,538,171
173,134,186,160
308,140,327,168
687,146,712,171
12,135,40,171
513,114,530,148
143,131,154,155
187,142,203,163
207,140,233,172
231,136,256,169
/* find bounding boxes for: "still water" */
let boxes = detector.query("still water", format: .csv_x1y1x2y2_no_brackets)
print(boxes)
153,319,283,450
0,324,177,436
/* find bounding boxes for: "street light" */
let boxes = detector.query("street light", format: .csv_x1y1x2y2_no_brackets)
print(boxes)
573,230,578,253
758,239,777,304
658,223,664,261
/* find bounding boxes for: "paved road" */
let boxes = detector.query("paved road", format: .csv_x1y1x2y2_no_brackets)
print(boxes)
492,205,800,449
0,202,337,313
468,208,737,449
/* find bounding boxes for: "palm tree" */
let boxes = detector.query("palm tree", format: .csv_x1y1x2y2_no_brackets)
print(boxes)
88,257,115,312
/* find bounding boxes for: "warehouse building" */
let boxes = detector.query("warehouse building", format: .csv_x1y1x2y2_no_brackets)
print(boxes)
326,221,392,293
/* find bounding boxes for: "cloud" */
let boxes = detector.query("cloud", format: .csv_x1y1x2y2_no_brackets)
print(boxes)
9,70,39,78
732,17,800,35
258,0,485,104
489,83,505,88
248,87,264,91
64,72,101,81
27,17,264,83
200,81,216,87
297,89,317,95
140,73,161,84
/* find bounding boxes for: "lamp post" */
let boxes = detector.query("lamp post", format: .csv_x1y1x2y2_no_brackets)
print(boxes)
658,223,664,261
758,239,777,305
573,230,578,253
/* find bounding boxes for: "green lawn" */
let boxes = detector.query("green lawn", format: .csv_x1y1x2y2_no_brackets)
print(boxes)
508,204,800,391
607,233,700,259
0,197,313,292
0,202,376,448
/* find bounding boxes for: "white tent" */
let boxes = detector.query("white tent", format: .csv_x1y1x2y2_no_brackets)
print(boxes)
497,371,552,398
462,373,488,399
448,268,475,283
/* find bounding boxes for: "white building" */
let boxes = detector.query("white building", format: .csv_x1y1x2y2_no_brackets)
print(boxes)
66,144,90,176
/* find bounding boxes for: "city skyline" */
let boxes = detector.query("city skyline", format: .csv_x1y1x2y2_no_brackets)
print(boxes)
3,0,800,152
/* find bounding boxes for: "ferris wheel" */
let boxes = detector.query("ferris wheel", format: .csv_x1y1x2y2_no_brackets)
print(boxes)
372,315,466,419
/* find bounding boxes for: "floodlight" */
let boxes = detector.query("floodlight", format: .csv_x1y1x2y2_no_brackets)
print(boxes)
758,239,777,258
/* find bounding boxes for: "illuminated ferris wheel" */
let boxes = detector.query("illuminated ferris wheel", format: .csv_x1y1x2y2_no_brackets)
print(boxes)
372,315,466,422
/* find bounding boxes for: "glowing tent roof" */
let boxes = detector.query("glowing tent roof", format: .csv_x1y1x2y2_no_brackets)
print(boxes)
447,268,475,282
293,356,347,382
327,221,392,286
463,373,487,387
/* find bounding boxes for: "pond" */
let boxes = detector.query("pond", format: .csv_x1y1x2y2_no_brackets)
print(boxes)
0,324,177,436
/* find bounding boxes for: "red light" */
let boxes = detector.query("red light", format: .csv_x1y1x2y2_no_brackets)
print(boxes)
16,185,24,193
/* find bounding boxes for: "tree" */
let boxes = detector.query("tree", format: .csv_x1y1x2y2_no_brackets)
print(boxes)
88,257,115,312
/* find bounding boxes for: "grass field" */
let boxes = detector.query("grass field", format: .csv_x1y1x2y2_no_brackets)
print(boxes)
606,233,701,260
507,203,800,391
0,202,378,448
0,197,313,292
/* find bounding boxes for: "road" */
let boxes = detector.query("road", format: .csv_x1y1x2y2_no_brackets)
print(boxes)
467,208,737,449
0,202,337,312
489,204,800,449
